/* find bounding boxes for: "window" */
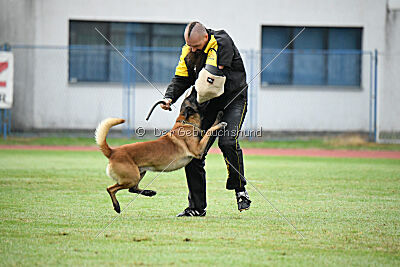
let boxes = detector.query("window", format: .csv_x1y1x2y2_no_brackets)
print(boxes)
69,21,186,83
261,26,362,87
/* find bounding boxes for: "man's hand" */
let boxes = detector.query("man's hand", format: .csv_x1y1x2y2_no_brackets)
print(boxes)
160,98,172,110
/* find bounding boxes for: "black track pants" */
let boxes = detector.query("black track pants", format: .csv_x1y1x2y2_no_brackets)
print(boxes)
184,94,247,210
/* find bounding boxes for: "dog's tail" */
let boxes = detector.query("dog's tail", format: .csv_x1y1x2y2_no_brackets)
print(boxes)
95,118,125,158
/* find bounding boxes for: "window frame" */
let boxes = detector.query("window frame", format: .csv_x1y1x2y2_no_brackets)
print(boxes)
68,20,186,84
260,25,363,89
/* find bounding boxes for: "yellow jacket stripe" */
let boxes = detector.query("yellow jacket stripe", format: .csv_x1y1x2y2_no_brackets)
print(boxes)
174,35,219,77
204,35,218,68
175,45,191,77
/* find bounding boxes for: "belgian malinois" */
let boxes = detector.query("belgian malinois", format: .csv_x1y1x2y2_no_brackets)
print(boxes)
95,90,226,213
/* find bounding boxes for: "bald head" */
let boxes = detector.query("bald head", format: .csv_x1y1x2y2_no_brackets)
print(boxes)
184,21,208,52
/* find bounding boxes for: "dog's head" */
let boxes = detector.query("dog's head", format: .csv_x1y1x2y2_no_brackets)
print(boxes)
179,87,208,123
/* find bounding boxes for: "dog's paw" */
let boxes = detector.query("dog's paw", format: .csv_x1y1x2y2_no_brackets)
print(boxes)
113,202,121,213
219,122,227,128
128,187,137,193
141,190,157,197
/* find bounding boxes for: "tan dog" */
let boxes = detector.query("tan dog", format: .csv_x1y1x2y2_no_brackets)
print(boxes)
95,93,226,213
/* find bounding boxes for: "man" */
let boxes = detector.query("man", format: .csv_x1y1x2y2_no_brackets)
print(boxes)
161,21,251,216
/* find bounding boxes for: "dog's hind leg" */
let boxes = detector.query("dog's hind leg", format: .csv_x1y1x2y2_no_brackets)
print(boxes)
106,183,127,213
107,164,141,213
129,187,157,197
128,171,157,197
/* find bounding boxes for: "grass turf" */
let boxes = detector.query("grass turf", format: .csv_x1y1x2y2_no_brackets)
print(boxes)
0,149,399,266
1,136,400,151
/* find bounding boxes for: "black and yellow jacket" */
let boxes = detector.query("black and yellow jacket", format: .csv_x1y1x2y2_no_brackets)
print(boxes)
165,29,247,104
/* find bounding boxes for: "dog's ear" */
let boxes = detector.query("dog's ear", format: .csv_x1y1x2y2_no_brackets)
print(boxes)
180,87,197,113
187,87,197,102
184,106,196,119
198,100,209,112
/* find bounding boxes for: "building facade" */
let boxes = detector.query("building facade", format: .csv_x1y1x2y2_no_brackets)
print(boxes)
0,0,399,140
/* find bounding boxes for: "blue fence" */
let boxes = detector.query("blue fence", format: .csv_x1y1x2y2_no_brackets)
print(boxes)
66,46,377,140
2,44,379,141
260,49,377,140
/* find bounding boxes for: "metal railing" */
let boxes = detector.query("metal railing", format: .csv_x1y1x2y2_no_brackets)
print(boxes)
2,44,382,142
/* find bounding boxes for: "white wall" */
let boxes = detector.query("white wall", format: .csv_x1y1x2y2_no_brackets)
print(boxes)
381,3,400,134
2,0,397,132
0,0,36,129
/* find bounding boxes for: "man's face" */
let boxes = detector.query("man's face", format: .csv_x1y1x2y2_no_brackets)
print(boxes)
185,33,208,53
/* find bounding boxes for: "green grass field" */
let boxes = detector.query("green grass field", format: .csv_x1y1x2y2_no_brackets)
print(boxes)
2,136,400,150
0,149,399,266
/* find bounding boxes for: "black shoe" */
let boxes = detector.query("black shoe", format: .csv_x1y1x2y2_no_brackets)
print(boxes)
176,207,206,217
236,190,251,212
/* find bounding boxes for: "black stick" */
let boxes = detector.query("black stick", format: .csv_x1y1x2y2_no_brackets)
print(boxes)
146,100,171,121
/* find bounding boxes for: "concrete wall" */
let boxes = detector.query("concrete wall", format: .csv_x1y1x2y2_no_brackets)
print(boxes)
1,0,397,133
0,0,36,129
381,2,400,135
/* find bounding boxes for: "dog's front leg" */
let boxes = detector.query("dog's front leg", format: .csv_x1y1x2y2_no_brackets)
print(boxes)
193,121,227,159
200,111,224,153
